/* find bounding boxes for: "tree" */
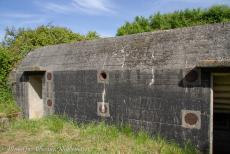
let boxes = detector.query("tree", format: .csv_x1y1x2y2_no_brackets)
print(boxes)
0,47,17,85
117,16,151,36
3,25,99,57
117,5,230,36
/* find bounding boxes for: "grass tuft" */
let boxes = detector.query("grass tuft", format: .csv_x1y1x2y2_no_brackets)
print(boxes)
0,116,198,154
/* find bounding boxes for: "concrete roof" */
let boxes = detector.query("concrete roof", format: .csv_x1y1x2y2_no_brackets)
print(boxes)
17,22,230,72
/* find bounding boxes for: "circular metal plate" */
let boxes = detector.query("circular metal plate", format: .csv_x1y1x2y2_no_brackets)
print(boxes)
184,113,198,125
47,99,53,107
47,72,52,80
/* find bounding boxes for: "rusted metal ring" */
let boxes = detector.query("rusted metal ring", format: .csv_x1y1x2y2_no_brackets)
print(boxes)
47,72,52,80
184,113,198,125
47,99,53,107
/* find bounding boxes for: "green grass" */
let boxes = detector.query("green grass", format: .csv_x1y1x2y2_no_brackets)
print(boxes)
0,86,20,115
0,116,198,154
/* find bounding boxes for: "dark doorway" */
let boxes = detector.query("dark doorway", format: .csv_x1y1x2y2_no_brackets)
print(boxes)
213,74,230,154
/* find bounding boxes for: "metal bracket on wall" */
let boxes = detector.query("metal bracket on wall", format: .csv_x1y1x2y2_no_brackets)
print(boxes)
45,72,54,114
97,102,110,117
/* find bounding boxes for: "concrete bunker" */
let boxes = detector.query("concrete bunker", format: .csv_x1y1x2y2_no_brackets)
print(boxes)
11,23,230,154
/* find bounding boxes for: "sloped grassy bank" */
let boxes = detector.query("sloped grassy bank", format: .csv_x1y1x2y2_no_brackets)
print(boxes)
0,116,197,154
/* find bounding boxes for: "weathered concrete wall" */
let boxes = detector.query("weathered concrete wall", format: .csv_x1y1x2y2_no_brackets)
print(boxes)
13,23,230,153
53,69,210,152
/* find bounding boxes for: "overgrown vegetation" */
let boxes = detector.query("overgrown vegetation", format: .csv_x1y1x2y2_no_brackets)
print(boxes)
117,5,230,36
0,116,197,154
3,25,99,57
0,25,99,114
0,46,20,114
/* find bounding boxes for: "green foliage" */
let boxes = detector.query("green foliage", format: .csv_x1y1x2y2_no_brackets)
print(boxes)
0,86,19,114
0,47,18,85
42,115,66,132
135,131,150,144
0,47,19,114
117,5,230,36
85,31,100,40
80,122,119,140
12,115,67,133
118,124,133,136
117,16,151,35
3,25,99,57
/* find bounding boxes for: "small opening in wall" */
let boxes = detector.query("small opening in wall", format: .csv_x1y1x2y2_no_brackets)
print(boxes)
47,72,52,80
100,71,107,80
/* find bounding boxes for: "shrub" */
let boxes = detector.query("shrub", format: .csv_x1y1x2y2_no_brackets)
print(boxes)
117,5,230,36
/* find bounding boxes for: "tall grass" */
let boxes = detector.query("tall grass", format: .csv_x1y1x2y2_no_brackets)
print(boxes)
0,116,198,154
0,85,19,115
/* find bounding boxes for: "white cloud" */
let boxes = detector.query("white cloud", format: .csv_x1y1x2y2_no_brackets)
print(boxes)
19,18,46,25
41,0,116,15
98,31,115,38
0,12,47,28
0,13,38,19
43,3,74,14
73,0,113,12
153,0,230,5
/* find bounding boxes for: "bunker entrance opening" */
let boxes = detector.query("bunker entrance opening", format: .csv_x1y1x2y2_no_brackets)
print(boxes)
27,73,44,119
213,74,230,154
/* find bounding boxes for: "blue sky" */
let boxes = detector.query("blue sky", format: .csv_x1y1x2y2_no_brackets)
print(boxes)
0,0,230,40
